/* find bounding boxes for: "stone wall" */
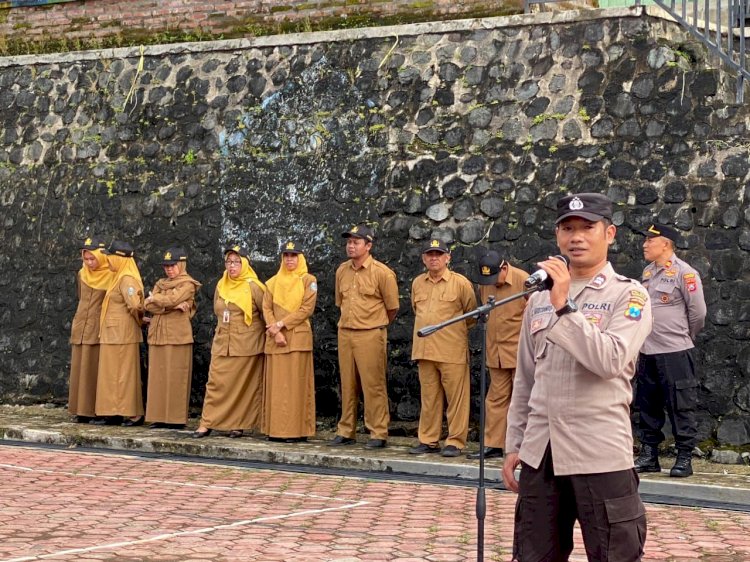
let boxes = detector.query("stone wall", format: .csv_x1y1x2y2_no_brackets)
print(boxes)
1,8,750,446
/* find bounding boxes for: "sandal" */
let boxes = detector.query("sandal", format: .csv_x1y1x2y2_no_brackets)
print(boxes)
192,428,212,438
228,430,244,438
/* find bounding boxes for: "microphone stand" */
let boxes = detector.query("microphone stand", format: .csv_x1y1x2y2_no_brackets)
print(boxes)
417,285,540,562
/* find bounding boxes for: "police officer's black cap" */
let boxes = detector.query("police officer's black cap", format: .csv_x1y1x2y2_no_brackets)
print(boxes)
341,224,374,242
476,250,505,285
280,240,304,254
102,240,135,258
81,236,107,251
161,247,187,265
643,222,681,243
555,193,613,224
422,238,450,254
224,244,249,259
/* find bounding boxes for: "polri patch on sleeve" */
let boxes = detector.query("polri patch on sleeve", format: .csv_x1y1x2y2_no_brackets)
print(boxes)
686,281,697,292
629,290,647,304
127,286,135,297
625,302,644,320
310,282,318,292
624,293,645,320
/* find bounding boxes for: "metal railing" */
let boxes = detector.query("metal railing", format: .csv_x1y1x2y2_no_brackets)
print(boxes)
524,0,750,102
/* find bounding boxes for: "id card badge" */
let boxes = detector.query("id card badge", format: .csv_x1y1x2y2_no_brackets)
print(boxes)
222,309,230,324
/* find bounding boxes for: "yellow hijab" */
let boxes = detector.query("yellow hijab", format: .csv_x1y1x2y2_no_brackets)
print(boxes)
217,255,266,326
100,254,145,330
79,249,113,290
267,253,308,313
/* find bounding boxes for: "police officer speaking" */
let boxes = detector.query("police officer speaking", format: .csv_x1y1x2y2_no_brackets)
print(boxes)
503,193,653,561
634,222,707,478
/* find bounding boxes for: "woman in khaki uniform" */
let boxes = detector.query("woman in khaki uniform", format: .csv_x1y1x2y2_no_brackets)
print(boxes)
144,247,201,429
262,241,317,442
69,236,112,423
193,245,266,439
95,240,145,426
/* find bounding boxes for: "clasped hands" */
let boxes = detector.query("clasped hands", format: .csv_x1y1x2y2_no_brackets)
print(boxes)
266,320,287,347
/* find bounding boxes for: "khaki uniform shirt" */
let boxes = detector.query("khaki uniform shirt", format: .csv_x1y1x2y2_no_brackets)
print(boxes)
506,262,653,476
411,269,477,364
70,274,106,345
144,279,198,345
210,283,265,357
640,253,706,354
99,276,144,345
263,274,318,354
480,264,528,369
335,255,399,329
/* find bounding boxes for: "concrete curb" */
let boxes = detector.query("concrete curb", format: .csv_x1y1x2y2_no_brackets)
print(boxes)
4,424,749,511
0,7,646,67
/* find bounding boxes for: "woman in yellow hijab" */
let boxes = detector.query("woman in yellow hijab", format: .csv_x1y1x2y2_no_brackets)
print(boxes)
194,245,266,438
262,241,318,442
94,240,145,426
144,247,201,429
69,236,113,423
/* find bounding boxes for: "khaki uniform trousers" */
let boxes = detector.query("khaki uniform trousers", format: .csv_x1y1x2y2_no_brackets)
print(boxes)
485,366,514,449
417,360,469,449
337,327,390,440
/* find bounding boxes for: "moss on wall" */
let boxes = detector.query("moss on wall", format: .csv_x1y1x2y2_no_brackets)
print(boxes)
0,1,521,57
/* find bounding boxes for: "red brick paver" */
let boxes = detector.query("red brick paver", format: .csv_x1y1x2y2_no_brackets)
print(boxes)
1,445,749,561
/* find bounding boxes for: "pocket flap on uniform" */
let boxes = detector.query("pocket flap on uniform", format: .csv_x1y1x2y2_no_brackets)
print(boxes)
675,378,698,390
604,493,646,524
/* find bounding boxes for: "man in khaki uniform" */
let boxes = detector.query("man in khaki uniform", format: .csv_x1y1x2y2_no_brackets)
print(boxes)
409,239,477,458
503,193,653,561
467,250,527,460
332,224,400,449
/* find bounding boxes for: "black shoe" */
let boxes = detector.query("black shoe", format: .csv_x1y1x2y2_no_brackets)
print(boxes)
634,444,661,473
75,416,94,424
466,447,504,460
329,435,356,446
122,417,144,427
90,416,122,426
364,439,387,449
409,443,441,455
670,452,693,478
192,429,212,438
228,430,244,438
441,445,461,457
148,422,165,429
165,423,186,430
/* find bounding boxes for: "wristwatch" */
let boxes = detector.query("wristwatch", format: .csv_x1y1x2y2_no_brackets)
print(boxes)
555,298,578,317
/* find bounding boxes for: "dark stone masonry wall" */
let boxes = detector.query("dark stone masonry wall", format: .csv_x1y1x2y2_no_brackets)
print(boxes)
1,9,750,446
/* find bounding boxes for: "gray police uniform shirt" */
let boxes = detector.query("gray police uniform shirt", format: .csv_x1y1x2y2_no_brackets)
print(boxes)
640,253,706,355
506,262,653,475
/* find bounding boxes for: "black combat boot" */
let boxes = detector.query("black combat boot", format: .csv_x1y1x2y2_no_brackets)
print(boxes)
634,444,661,473
670,450,693,478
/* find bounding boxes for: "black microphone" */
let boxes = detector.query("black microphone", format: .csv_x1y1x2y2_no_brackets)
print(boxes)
524,255,570,291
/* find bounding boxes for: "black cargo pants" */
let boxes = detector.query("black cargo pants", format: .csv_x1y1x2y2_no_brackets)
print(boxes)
635,350,698,453
512,445,646,562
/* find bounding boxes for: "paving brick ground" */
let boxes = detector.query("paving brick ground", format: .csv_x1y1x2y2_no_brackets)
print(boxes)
1,445,750,561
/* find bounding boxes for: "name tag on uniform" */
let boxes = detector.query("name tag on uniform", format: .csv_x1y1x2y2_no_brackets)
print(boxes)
222,310,230,323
